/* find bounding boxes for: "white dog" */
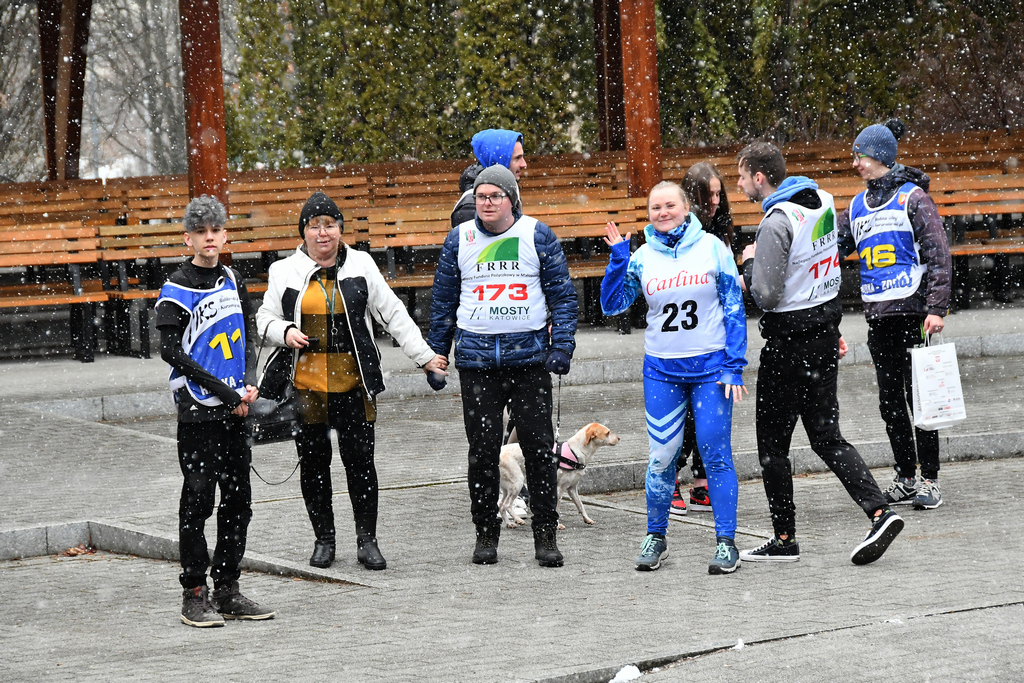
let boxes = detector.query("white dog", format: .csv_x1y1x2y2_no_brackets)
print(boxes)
497,422,619,530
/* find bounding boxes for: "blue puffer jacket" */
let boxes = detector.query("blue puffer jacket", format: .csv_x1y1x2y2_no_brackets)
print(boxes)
427,216,578,369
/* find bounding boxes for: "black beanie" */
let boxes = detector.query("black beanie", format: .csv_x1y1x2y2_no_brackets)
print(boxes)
298,191,344,238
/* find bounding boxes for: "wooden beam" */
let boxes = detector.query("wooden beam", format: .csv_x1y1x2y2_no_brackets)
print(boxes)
619,0,661,198
178,0,229,211
593,0,626,152
51,0,92,181
37,0,60,181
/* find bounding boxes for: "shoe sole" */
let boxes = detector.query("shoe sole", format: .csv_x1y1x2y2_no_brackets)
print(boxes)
738,553,799,562
708,561,740,575
886,498,916,506
358,559,388,570
913,498,943,510
537,559,564,567
669,507,688,517
635,549,668,571
472,555,498,565
180,614,225,628
688,503,712,511
851,515,905,565
221,611,276,621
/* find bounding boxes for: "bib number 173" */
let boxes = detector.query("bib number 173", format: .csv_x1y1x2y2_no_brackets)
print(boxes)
472,283,528,301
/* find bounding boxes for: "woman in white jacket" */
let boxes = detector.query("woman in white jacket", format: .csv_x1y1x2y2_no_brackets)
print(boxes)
257,192,447,570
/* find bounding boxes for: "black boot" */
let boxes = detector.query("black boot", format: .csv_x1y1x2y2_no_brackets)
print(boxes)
357,536,387,570
472,523,500,565
534,525,564,567
309,538,335,568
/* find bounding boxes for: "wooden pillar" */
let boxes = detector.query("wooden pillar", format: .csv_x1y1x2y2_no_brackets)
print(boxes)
38,0,92,181
179,0,229,210
593,0,626,152
619,0,662,198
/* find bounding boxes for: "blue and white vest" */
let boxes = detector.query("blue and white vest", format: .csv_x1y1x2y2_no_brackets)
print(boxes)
156,269,247,406
848,182,926,302
455,216,548,334
639,239,726,359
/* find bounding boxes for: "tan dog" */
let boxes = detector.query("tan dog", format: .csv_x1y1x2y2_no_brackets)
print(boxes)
497,422,619,530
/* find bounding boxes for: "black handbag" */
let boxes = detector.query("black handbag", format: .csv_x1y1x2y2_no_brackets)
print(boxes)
247,337,303,445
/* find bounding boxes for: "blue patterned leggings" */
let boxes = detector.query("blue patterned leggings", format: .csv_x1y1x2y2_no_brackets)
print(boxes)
644,375,738,538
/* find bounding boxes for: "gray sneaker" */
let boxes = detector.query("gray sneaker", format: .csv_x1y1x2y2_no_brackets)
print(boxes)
708,537,740,575
211,581,276,621
181,585,225,628
882,476,918,505
913,479,943,510
635,533,668,571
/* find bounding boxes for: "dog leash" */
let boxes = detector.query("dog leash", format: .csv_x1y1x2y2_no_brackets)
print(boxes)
249,329,302,487
554,374,562,442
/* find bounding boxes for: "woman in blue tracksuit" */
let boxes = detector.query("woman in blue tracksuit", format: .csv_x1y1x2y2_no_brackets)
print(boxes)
602,180,747,575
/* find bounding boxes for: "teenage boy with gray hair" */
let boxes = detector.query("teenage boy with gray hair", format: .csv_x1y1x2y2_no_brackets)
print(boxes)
734,143,904,566
156,195,274,627
428,165,578,568
837,120,952,510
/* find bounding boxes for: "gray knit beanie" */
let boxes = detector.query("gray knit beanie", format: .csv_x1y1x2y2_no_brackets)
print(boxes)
853,124,898,168
473,165,522,212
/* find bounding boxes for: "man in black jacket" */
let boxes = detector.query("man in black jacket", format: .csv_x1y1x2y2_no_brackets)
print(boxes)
734,142,903,567
157,195,274,627
837,120,952,510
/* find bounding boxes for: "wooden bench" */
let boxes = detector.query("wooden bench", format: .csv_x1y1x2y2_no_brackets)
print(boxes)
0,221,106,361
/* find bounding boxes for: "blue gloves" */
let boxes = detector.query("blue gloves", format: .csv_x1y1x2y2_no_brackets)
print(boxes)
545,349,571,376
426,371,447,391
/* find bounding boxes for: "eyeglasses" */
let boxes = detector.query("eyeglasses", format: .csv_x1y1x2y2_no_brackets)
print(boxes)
306,220,340,233
474,192,508,206
853,153,870,162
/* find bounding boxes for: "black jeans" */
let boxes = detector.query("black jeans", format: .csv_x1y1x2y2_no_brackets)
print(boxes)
295,390,377,543
177,418,252,590
756,328,887,537
867,315,940,481
460,365,558,529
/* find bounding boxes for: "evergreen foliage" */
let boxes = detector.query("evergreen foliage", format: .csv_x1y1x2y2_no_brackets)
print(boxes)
227,0,302,170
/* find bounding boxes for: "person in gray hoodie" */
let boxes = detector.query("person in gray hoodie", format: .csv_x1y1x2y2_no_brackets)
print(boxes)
837,120,952,511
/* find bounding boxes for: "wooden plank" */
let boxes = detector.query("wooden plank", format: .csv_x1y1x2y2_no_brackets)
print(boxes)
0,251,98,267
0,227,96,241
0,292,108,309
0,238,100,255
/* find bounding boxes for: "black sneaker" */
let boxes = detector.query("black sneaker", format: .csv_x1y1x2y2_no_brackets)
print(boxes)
181,585,225,628
739,536,800,562
913,479,943,510
851,509,904,565
211,581,276,620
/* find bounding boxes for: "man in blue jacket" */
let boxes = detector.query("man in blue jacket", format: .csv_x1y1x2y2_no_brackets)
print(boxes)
428,164,578,568
450,129,528,227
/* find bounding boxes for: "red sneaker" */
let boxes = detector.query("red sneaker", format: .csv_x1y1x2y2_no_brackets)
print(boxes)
689,486,712,511
670,483,688,516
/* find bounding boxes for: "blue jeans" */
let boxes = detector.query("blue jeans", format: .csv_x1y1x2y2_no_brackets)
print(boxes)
644,375,738,538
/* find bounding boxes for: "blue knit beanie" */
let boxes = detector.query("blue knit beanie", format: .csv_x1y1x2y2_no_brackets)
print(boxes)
853,124,898,168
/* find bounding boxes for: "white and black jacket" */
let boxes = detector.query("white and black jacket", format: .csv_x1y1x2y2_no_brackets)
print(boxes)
256,244,435,399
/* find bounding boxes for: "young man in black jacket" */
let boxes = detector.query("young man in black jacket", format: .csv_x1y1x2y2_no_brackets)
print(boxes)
156,195,274,627
838,121,952,510
735,142,903,566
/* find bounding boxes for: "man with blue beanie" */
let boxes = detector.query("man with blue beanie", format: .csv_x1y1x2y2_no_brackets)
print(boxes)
734,142,903,567
451,129,528,227
838,120,952,511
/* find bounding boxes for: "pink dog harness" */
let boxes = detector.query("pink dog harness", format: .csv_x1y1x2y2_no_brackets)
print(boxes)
555,442,585,470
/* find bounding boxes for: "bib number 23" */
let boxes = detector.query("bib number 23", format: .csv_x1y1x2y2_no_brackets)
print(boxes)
661,301,698,332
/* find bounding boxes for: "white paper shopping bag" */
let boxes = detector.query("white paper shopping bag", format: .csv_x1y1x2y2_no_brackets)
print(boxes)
911,338,966,431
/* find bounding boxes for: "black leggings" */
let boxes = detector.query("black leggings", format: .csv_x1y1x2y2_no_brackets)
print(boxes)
867,316,940,481
295,390,377,543
756,329,887,537
460,365,558,529
177,418,252,590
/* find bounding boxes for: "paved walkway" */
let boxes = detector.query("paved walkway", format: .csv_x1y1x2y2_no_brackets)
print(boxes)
2,305,1024,681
